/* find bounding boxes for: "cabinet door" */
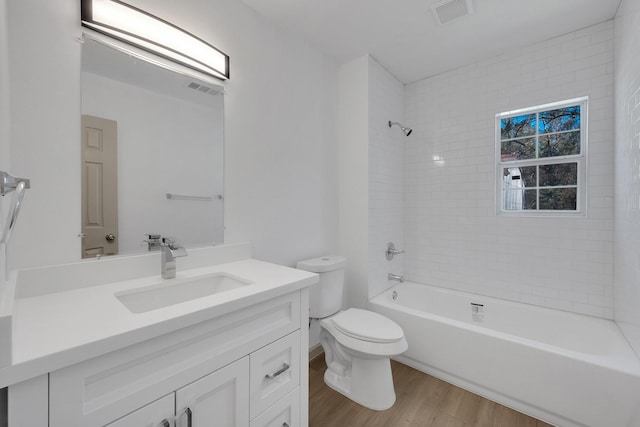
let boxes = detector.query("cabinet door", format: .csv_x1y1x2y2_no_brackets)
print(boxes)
176,356,249,427
106,394,174,427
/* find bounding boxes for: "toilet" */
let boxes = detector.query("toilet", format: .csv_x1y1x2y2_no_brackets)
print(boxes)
297,255,408,410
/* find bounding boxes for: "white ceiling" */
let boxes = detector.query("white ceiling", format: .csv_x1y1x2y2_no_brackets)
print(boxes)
239,0,622,84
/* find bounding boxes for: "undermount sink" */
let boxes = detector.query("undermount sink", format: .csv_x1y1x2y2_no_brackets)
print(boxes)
115,273,253,313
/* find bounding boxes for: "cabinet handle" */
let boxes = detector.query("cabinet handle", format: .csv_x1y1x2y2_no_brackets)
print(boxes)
265,362,290,379
160,420,170,427
186,407,193,427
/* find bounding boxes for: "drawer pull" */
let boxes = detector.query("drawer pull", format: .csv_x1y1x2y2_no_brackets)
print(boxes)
282,423,290,427
160,420,170,427
186,407,193,427
174,407,192,427
265,362,290,379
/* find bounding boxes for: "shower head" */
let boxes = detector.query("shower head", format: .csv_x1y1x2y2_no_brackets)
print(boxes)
388,121,413,136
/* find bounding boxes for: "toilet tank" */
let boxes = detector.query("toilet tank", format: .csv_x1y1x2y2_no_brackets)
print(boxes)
297,255,346,318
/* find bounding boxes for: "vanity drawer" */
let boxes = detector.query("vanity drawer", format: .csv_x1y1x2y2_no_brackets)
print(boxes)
250,387,300,427
250,330,301,419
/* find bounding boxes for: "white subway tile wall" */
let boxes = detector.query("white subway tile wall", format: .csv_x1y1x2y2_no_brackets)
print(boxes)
614,0,640,356
368,58,406,299
403,21,615,318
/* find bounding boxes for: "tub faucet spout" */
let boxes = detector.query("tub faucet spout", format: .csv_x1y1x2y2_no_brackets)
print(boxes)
388,273,404,283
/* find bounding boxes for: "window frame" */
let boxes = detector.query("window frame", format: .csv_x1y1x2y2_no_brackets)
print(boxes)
495,97,588,216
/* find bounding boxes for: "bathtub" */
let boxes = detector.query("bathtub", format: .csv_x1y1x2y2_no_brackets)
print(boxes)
369,282,640,427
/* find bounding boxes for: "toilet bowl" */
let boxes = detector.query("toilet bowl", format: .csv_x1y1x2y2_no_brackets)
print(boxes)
297,255,408,410
319,308,407,410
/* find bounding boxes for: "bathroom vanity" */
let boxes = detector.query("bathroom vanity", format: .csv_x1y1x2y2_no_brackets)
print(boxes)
0,243,316,426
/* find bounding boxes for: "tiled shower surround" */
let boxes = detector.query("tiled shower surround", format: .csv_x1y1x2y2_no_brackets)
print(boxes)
614,0,640,356
403,21,615,318
368,58,406,300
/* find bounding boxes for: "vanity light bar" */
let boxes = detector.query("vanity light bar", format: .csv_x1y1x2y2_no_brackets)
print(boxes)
81,0,229,80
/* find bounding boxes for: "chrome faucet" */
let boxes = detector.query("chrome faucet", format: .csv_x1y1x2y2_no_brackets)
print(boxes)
160,237,188,279
388,273,404,283
143,233,162,251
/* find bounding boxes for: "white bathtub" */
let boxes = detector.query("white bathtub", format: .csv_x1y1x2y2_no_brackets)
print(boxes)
369,282,640,427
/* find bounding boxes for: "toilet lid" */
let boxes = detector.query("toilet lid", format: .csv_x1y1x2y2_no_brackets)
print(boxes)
331,308,404,343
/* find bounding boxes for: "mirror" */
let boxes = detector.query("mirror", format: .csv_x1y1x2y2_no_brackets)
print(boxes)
81,36,224,257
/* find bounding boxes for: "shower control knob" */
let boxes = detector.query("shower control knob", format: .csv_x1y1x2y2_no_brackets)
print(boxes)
386,242,405,260
105,233,116,242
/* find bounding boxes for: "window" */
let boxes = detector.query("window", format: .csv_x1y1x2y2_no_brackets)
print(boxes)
496,97,587,214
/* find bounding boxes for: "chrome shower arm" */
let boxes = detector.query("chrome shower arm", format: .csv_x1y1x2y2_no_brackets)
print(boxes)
388,121,413,136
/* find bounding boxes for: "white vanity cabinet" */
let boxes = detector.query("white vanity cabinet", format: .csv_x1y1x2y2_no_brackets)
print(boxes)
44,290,307,427
2,251,316,427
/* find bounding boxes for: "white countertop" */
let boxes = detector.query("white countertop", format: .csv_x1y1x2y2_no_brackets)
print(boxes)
0,255,317,388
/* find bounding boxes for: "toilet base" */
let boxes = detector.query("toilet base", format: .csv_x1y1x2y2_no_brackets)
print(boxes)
323,356,397,411
318,309,407,411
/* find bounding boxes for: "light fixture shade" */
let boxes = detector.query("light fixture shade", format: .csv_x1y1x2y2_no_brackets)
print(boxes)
81,0,229,80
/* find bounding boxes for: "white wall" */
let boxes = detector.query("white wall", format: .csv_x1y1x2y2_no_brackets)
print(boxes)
0,0,10,375
0,0,9,407
5,0,339,271
614,0,640,356
338,55,370,310
0,0,9,283
82,72,224,253
367,59,405,299
337,55,406,310
316,55,404,349
404,21,615,318
7,0,82,270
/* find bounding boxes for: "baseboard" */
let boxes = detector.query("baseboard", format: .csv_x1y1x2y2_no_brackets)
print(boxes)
309,344,323,361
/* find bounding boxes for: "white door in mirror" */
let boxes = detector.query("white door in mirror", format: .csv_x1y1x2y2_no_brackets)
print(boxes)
81,114,118,259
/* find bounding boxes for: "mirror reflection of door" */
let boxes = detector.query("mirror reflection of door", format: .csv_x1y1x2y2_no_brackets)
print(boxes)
81,114,118,258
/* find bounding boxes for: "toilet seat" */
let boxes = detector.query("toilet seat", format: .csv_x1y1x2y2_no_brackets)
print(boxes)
332,308,404,343
320,309,408,358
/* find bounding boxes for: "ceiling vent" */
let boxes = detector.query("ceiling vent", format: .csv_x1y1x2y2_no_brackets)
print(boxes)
431,0,474,25
186,81,221,96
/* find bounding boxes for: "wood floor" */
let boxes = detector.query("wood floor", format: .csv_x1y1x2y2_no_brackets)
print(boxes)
309,355,553,427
